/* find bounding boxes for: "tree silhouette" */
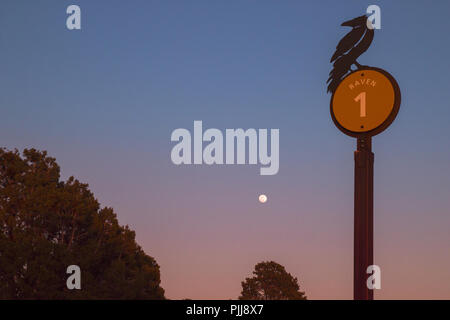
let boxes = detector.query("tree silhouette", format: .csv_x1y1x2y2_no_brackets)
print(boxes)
0,148,165,299
239,261,306,300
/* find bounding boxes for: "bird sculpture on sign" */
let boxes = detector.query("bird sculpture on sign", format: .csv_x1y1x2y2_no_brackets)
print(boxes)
327,15,374,93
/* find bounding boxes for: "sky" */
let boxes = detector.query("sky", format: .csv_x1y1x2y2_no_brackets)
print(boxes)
1,0,450,299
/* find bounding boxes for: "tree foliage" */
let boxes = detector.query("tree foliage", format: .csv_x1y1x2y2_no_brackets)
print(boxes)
239,261,306,300
0,148,165,299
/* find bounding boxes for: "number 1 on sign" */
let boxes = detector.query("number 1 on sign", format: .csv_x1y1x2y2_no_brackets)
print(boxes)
354,92,366,117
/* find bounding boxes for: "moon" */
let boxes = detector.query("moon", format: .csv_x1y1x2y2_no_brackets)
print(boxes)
258,194,267,203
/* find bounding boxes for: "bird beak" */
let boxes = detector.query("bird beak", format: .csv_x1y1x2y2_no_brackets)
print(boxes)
341,15,367,27
341,19,354,27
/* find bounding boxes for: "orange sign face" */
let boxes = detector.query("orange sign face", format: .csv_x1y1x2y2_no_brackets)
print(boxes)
330,68,400,137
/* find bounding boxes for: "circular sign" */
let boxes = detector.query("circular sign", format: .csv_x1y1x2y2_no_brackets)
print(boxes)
330,67,401,137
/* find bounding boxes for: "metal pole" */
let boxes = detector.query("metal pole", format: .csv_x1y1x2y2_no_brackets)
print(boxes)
354,136,374,300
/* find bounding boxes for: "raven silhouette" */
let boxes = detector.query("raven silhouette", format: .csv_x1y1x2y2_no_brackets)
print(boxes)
327,15,374,93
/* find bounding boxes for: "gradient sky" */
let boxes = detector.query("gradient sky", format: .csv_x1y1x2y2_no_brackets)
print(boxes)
1,0,450,299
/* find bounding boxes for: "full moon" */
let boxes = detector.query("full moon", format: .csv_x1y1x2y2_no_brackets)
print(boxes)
258,194,267,203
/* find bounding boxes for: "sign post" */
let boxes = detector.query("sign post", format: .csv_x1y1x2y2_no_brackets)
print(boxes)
354,136,373,300
330,67,401,300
